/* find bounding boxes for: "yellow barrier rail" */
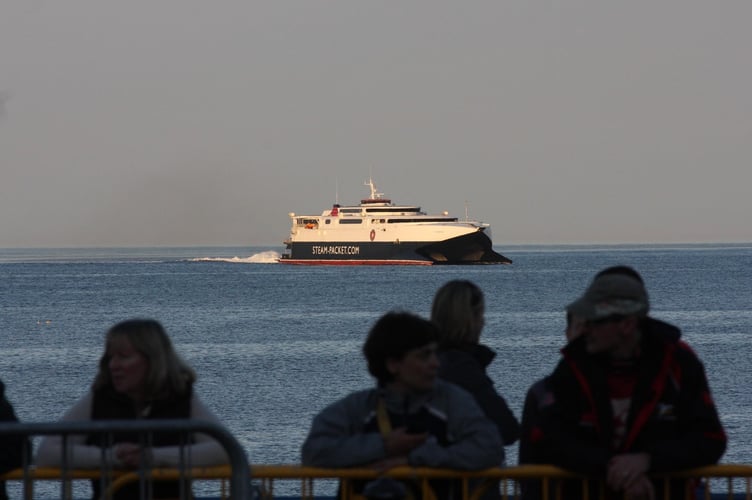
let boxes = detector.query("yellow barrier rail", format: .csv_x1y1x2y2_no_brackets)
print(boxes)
3,464,752,499
1,466,235,499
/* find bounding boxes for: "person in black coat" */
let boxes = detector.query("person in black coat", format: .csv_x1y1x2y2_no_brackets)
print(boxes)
0,379,28,500
431,280,520,447
523,268,726,500
520,266,642,471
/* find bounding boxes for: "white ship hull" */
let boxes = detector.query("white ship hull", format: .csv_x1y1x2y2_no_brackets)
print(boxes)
278,179,511,266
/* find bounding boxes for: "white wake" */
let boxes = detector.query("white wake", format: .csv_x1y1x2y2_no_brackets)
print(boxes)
192,250,281,264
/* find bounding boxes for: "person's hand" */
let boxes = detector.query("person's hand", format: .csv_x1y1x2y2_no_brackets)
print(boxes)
370,456,409,473
383,428,428,457
114,442,153,468
623,473,656,500
607,453,651,491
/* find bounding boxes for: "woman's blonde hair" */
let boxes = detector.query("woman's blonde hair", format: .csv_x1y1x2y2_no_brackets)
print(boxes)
93,319,196,400
430,280,485,347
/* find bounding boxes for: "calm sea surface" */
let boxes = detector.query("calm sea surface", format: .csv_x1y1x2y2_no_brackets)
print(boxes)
1,244,751,472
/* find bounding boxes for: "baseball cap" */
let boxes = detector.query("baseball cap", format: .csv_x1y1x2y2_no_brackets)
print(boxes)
566,273,649,321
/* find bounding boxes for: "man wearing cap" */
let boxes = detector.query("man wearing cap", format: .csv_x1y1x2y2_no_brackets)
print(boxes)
529,268,726,499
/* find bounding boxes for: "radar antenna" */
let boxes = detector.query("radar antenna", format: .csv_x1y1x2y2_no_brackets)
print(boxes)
364,177,384,200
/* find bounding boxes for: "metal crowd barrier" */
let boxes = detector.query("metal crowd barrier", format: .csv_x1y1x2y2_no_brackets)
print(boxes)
7,463,751,500
0,420,251,499
0,420,750,500
247,464,752,500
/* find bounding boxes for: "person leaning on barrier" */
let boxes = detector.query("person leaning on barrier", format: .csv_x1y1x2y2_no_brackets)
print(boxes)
524,267,727,500
36,319,229,499
431,280,520,448
518,309,587,500
519,266,641,473
0,378,29,500
301,311,503,499
518,310,584,467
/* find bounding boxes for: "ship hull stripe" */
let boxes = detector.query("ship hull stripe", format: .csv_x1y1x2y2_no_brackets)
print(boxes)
279,232,512,265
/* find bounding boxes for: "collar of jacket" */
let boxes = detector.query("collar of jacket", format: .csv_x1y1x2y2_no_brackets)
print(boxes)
444,342,496,367
378,384,437,414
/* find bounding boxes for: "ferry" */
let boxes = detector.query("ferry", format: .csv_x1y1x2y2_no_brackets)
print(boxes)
278,179,512,265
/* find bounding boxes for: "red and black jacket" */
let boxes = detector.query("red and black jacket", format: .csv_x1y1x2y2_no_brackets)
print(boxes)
522,317,726,475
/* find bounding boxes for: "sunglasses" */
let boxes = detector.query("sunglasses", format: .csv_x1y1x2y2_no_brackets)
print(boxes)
586,314,626,326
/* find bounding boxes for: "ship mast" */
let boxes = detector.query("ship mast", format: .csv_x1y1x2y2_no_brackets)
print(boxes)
364,177,384,200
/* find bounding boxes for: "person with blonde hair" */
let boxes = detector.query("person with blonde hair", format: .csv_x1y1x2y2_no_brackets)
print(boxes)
36,319,227,499
431,280,519,446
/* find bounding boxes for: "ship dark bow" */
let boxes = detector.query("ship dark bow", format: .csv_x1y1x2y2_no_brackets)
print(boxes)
416,230,512,264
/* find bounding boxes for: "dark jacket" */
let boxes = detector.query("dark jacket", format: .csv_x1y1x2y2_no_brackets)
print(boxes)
520,318,726,499
519,378,551,467
439,343,520,445
0,380,28,500
86,384,193,500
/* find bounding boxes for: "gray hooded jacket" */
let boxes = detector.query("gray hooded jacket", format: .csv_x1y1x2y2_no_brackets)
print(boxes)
301,380,504,469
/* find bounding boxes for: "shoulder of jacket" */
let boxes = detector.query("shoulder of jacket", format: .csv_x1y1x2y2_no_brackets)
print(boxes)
671,340,706,370
434,379,476,404
337,388,379,407
439,348,478,365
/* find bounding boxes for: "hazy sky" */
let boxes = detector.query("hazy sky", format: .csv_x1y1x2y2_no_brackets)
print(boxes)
1,1,750,248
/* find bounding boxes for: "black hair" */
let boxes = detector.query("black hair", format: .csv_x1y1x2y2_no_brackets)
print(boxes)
362,311,439,385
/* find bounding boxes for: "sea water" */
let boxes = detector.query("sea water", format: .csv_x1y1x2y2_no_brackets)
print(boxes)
1,244,751,490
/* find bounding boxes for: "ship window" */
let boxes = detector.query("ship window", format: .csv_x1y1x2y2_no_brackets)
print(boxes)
365,207,421,213
325,220,331,224
387,218,458,223
339,219,363,224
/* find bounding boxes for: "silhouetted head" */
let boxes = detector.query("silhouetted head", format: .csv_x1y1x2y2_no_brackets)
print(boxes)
363,311,439,387
565,266,645,343
568,266,650,357
94,319,195,401
430,280,485,347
